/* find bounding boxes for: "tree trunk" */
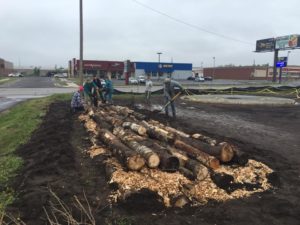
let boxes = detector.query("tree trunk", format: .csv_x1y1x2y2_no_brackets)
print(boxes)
192,133,217,146
148,120,190,138
229,144,249,166
178,167,195,180
174,140,220,170
178,137,234,163
113,127,160,168
185,159,209,181
122,121,147,136
151,142,179,171
96,126,145,171
141,120,174,143
167,146,189,167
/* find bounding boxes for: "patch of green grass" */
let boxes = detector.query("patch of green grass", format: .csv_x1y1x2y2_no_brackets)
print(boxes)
0,93,70,212
0,77,13,85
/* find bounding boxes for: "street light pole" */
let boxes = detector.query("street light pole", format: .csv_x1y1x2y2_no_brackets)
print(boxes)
212,57,215,79
79,0,83,85
157,52,162,80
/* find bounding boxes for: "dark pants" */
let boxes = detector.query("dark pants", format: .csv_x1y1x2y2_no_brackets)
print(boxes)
164,96,176,117
71,106,84,113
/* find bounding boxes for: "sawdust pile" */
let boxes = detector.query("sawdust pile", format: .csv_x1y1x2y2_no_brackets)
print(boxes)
108,158,273,206
79,106,274,208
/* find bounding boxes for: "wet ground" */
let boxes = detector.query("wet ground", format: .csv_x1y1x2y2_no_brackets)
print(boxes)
5,96,300,225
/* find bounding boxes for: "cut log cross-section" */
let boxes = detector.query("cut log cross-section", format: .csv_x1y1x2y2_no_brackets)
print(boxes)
174,140,220,170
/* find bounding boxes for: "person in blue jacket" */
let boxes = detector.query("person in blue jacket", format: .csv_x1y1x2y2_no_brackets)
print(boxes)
104,76,114,104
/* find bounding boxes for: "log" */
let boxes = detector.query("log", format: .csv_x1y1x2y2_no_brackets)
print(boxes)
110,105,134,117
151,142,179,171
174,140,220,170
122,121,147,136
149,120,190,138
97,127,145,171
192,133,217,146
167,147,189,167
185,159,209,181
229,144,249,166
113,127,160,168
178,137,234,163
178,167,195,180
167,146,208,180
141,120,174,143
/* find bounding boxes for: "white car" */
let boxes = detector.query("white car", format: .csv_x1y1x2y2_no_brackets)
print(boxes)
129,77,138,84
195,77,205,82
137,76,146,84
54,73,67,78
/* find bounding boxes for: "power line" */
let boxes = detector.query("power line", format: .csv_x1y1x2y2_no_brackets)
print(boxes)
132,0,253,46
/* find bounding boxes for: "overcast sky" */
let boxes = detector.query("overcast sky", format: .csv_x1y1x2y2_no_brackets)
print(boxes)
1,0,300,69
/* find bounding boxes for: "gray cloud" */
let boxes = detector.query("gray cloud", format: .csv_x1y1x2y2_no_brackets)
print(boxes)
1,0,300,69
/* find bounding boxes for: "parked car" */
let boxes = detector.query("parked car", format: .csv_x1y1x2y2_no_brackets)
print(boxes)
54,73,67,78
204,76,213,81
8,73,23,77
187,76,195,80
129,77,138,84
195,77,205,82
137,75,146,84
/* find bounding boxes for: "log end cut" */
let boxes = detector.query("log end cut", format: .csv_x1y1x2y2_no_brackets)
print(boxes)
147,153,160,168
220,143,235,163
127,155,146,171
209,158,220,170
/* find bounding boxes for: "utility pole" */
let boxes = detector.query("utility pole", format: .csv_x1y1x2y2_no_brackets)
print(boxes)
79,0,83,85
272,49,278,82
212,57,215,79
157,52,162,80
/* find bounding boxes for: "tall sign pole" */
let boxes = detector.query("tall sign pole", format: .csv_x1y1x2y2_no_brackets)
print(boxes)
79,0,83,85
272,49,278,82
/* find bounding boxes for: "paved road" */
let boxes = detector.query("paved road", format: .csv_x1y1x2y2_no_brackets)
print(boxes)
0,77,75,112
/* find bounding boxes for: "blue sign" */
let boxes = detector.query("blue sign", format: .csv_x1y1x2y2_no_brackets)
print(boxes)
276,57,288,68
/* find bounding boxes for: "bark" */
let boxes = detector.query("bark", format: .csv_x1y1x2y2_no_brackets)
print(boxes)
149,120,190,138
178,137,234,163
229,144,249,166
141,120,174,143
192,133,217,146
185,159,209,181
178,167,195,180
151,142,179,171
113,127,160,168
174,140,220,170
96,126,145,171
122,121,147,136
167,147,189,167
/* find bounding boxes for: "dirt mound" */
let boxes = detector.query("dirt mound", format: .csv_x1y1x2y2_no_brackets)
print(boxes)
4,98,300,225
7,101,110,225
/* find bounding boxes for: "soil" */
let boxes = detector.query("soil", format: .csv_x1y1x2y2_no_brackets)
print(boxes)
6,96,300,225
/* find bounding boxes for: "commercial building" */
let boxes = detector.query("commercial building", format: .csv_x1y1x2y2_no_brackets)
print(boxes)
203,66,300,80
68,59,134,79
134,62,192,79
0,58,13,76
69,58,193,80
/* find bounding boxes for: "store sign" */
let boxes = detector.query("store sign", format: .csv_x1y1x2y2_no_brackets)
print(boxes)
162,64,173,68
275,34,300,50
256,38,275,52
276,57,287,68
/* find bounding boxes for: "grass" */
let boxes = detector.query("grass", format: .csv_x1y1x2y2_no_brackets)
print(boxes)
0,77,13,85
0,93,71,212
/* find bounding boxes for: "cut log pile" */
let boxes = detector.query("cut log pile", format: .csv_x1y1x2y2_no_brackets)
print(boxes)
79,105,274,207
